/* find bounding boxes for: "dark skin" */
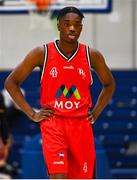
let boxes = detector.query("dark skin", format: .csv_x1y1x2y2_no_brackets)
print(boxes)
5,12,115,179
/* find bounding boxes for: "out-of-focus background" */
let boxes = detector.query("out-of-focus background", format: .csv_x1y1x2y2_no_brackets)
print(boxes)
0,0,137,179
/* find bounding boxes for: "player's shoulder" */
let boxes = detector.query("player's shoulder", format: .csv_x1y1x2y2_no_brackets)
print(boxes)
30,45,45,66
31,45,45,55
45,40,55,47
79,42,102,56
87,47,105,68
88,48,104,60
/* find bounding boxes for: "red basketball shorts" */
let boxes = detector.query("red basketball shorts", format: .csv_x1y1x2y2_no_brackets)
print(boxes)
40,117,96,179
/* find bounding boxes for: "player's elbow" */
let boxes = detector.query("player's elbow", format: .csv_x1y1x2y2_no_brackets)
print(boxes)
4,76,15,93
104,77,116,96
4,77,10,92
109,77,116,95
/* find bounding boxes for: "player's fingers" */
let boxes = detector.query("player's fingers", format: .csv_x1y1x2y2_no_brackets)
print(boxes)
43,105,55,112
42,108,55,114
87,112,95,124
41,111,55,119
41,110,54,117
87,111,93,119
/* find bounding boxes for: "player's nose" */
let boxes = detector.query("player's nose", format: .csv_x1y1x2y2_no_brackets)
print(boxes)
69,25,75,31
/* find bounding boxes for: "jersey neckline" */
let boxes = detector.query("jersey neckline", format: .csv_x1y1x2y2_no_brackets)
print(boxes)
54,40,80,62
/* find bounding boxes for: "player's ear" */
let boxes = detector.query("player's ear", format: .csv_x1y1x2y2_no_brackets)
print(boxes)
57,22,60,31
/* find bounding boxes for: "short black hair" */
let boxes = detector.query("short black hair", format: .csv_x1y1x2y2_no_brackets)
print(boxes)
57,6,84,20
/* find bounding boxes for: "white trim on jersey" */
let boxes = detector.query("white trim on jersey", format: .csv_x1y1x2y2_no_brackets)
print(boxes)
54,40,80,62
86,46,93,85
40,44,47,82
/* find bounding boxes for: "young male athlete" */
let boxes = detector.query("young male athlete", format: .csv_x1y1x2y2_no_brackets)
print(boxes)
5,6,115,179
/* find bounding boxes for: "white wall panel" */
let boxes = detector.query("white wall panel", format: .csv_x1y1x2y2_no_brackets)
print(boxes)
94,0,133,69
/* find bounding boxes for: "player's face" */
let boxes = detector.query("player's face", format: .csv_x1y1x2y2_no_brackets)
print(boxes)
57,13,83,43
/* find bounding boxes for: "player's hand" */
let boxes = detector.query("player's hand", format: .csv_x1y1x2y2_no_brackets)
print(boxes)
31,105,55,122
87,110,97,124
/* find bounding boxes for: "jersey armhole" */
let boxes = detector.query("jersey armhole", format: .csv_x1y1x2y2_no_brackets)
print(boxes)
40,44,48,82
86,46,93,85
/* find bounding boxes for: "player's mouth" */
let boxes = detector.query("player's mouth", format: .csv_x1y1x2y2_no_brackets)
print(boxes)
68,34,76,40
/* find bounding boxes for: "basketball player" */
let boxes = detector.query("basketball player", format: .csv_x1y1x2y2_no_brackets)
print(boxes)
5,6,115,179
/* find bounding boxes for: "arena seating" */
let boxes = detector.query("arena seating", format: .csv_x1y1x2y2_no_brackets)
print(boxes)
0,70,137,178
92,70,137,179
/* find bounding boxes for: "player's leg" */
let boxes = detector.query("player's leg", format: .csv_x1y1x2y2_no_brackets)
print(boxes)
67,118,96,178
40,118,68,178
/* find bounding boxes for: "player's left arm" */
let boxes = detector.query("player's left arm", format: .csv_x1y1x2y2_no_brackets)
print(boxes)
88,48,116,124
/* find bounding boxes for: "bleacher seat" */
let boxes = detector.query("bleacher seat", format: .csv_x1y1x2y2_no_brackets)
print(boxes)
21,134,48,179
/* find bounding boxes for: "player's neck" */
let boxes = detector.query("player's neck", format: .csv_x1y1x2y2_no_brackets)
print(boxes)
57,40,78,58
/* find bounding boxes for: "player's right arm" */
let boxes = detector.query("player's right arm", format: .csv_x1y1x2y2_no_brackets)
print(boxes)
4,47,54,122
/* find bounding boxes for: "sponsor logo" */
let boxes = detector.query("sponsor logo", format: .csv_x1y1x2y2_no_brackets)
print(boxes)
54,100,80,109
63,65,74,69
53,161,64,165
56,85,81,100
50,67,58,77
54,85,81,110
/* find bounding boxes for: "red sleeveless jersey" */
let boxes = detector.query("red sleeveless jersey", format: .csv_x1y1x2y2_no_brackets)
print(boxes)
40,41,93,118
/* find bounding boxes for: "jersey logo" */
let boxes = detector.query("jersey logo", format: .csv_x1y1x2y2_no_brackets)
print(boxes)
56,85,81,100
78,68,86,79
58,152,64,158
50,67,58,77
54,85,81,110
63,65,74,69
